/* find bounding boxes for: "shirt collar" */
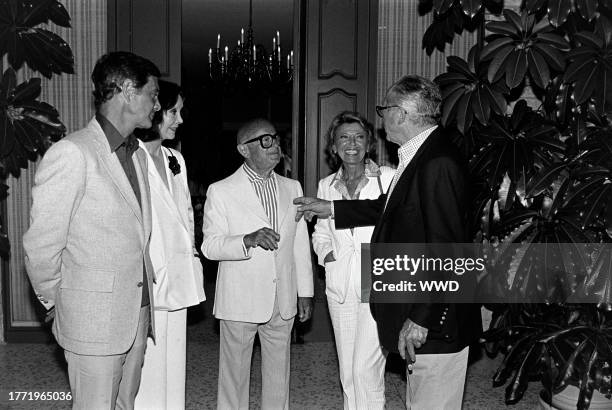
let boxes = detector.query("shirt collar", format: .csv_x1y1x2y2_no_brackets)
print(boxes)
330,159,381,186
95,112,138,154
397,125,437,166
243,163,276,182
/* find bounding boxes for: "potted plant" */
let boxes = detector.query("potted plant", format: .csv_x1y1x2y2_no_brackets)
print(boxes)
0,0,74,258
420,0,612,408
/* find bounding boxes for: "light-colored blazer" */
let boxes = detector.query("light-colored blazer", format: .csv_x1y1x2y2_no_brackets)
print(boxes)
23,118,155,356
312,166,395,303
142,144,205,311
201,166,314,323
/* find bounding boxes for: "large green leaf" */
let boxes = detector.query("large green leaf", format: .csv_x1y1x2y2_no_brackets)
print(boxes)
527,49,551,89
460,0,481,18
0,68,65,177
576,0,599,21
0,0,74,77
548,0,572,28
505,49,528,89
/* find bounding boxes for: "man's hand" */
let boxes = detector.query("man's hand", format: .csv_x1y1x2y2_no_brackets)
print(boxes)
293,197,332,222
323,251,336,263
398,318,428,364
297,297,313,322
243,227,280,250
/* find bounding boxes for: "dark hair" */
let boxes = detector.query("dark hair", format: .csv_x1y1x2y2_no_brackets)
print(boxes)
91,51,161,109
325,111,375,170
387,75,441,126
135,80,184,142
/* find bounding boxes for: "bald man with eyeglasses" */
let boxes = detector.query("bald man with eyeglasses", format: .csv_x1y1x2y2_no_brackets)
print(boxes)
201,118,314,409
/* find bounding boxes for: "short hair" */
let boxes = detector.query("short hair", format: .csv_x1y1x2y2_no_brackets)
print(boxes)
91,51,161,109
236,118,274,145
386,75,441,126
135,80,184,142
325,111,375,170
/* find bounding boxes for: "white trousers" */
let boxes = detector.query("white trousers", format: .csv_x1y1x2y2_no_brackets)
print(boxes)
217,295,294,410
327,296,386,410
135,308,187,410
65,306,150,410
405,346,469,410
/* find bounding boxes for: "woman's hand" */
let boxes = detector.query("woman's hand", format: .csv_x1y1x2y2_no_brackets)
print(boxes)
323,251,336,263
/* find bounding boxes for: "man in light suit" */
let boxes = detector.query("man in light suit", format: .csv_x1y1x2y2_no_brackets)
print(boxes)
23,51,161,409
202,118,314,410
294,76,482,409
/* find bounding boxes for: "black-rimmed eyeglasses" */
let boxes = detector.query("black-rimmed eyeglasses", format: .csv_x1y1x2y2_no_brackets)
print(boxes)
375,105,406,117
242,133,280,149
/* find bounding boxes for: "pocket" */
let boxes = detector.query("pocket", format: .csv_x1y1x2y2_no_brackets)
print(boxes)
57,267,115,343
324,260,342,295
60,267,115,292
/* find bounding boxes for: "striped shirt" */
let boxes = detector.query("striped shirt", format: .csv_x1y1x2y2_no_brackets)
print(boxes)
243,163,279,232
385,125,438,208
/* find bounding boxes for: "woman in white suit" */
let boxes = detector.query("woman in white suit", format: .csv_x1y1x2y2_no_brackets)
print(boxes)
134,80,205,409
312,112,394,410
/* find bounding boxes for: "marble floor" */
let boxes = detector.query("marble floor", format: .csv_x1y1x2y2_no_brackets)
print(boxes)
0,302,543,410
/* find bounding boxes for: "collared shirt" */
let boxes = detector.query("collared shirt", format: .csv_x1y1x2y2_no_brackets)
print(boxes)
243,163,279,232
330,159,382,200
96,113,141,207
385,125,438,207
95,113,149,307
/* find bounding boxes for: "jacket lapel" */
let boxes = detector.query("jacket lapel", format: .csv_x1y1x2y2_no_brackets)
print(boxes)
237,167,272,225
276,175,290,229
376,129,443,234
90,120,143,225
144,145,188,231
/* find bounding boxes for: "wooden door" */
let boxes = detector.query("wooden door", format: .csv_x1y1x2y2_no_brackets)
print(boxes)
107,0,182,83
300,0,378,196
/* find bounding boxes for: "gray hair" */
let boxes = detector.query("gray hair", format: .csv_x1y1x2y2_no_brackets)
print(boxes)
386,75,441,126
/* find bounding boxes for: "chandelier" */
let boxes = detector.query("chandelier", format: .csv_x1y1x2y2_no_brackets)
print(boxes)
207,0,293,88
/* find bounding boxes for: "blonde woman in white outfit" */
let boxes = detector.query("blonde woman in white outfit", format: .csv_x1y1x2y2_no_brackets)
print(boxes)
312,112,394,410
135,80,206,409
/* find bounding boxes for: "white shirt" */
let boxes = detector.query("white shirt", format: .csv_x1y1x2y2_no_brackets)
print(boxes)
385,125,438,207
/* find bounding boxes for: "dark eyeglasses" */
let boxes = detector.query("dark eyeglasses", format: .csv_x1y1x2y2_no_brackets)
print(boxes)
242,133,280,148
375,105,406,117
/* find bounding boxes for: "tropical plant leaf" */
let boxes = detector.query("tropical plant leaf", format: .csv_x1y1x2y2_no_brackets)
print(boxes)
456,92,473,134
433,0,455,14
460,0,482,18
532,43,566,71
526,162,568,197
574,32,603,48
525,0,547,14
527,49,551,89
487,45,514,84
0,0,74,76
538,33,571,50
548,0,572,27
505,49,528,89
487,21,518,37
576,0,598,21
481,37,514,61
0,68,66,177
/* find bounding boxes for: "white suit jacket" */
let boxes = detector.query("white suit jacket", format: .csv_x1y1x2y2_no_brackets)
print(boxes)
23,118,155,356
312,166,394,303
201,166,314,323
142,144,205,311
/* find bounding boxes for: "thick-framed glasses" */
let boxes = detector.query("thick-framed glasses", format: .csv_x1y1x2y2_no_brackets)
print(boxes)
243,133,280,148
375,105,406,117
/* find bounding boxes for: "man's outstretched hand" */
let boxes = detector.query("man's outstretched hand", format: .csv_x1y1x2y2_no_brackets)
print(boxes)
293,197,332,222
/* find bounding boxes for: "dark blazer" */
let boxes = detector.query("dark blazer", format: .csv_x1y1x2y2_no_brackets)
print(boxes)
334,127,482,355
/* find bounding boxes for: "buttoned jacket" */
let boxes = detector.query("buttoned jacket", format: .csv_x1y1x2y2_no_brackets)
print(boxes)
202,166,313,323
24,118,155,355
